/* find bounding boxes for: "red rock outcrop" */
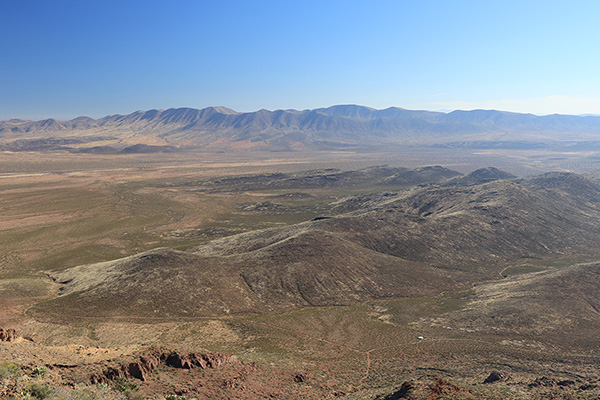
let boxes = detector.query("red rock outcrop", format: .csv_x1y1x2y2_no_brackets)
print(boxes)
90,348,237,384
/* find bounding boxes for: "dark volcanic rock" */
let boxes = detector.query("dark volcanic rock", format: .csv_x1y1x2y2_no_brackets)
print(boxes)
293,373,309,383
483,371,511,384
529,376,558,388
165,352,194,369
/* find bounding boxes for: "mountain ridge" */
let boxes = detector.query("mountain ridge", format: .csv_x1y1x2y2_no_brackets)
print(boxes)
3,105,600,152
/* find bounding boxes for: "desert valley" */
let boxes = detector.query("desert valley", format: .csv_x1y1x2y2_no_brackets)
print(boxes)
2,106,600,399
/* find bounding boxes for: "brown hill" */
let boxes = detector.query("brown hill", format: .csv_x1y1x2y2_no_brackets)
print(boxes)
518,171,600,203
446,166,516,186
32,230,458,321
378,165,462,185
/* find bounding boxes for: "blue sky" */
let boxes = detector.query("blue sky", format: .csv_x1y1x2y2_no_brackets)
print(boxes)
1,0,599,120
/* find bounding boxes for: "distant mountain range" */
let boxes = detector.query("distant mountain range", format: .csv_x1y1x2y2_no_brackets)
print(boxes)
3,105,600,152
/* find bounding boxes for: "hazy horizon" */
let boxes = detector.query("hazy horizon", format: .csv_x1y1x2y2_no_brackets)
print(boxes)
5,104,600,123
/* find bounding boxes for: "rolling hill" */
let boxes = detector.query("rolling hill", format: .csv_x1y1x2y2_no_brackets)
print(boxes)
30,168,600,321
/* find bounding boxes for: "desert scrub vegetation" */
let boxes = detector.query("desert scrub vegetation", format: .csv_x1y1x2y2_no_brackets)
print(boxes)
13,384,127,400
31,367,47,378
112,378,142,400
48,384,126,400
23,383,52,400
164,396,187,400
0,361,22,379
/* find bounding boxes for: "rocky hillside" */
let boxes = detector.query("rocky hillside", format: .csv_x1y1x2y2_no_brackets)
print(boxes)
29,168,600,321
436,262,600,346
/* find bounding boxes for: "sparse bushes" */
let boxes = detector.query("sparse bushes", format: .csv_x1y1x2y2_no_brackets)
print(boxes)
114,377,137,393
125,392,144,400
95,383,110,390
38,384,128,400
113,377,141,399
165,396,187,400
63,388,97,400
25,383,53,399
0,361,21,378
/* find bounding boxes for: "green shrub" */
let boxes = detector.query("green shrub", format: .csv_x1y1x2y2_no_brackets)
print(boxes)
50,384,127,400
114,377,137,393
113,377,141,399
0,361,21,378
69,388,98,400
31,366,47,377
127,392,144,400
27,383,53,400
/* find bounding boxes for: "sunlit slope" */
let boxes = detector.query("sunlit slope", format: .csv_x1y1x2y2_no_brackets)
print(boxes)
423,262,600,349
32,232,455,321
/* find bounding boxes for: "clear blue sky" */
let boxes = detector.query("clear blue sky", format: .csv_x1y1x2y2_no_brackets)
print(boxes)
2,0,600,120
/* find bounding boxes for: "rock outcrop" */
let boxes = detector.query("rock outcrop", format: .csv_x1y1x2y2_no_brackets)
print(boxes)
483,371,511,384
0,328,17,342
89,348,237,383
164,351,234,369
378,376,475,400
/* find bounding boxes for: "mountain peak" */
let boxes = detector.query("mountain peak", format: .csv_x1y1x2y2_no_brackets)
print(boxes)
208,106,239,115
315,104,377,119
